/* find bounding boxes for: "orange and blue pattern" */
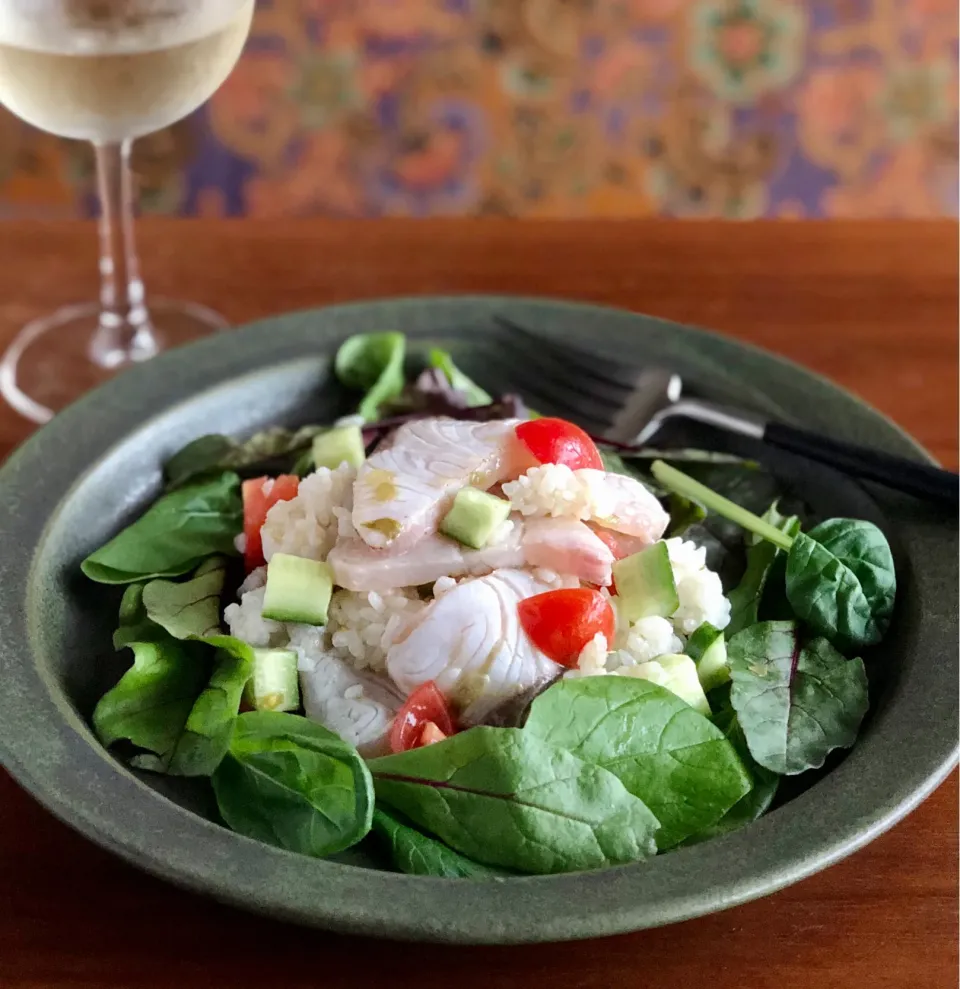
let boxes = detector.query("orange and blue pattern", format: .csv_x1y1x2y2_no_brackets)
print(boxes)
0,0,956,219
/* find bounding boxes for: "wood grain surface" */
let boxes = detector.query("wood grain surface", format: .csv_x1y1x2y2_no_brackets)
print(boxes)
0,220,956,989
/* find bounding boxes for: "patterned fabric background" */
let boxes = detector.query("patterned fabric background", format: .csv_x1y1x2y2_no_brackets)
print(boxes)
0,0,957,219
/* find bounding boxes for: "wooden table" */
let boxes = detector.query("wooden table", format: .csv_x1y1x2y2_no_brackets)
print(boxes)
0,220,956,988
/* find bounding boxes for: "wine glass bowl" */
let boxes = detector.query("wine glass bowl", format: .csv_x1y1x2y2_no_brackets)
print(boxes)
0,0,255,422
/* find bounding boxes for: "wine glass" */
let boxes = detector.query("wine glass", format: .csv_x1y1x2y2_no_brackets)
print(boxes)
0,0,255,423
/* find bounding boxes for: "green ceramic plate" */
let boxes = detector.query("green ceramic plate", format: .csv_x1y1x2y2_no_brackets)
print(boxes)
0,297,956,943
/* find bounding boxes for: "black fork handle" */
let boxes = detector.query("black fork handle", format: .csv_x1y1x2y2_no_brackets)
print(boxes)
764,421,958,506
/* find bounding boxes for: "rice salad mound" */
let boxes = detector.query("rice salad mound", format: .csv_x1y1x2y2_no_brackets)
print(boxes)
223,418,733,750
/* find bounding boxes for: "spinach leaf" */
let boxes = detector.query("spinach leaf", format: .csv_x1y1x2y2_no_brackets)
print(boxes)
524,677,752,849
728,621,869,775
112,583,161,650
162,635,255,777
140,557,225,640
787,519,896,652
165,427,326,489
371,808,505,879
82,472,242,584
685,692,779,843
368,726,659,875
335,332,406,422
428,349,492,407
93,637,209,764
212,711,374,857
164,435,236,487
726,504,800,636
652,462,894,649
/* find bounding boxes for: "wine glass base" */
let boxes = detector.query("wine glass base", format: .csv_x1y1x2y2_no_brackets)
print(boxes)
0,299,228,424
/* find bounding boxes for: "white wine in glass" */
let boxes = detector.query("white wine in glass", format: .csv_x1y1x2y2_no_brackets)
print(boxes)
0,0,255,423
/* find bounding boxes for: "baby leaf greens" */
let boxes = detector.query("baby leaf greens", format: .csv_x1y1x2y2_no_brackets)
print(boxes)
161,635,255,777
726,503,800,637
371,809,505,879
335,331,406,422
212,712,375,858
164,426,325,488
787,519,896,652
82,472,242,584
138,557,226,641
369,726,660,874
427,349,492,407
525,677,752,848
684,687,780,843
727,621,869,775
93,638,209,766
651,461,895,650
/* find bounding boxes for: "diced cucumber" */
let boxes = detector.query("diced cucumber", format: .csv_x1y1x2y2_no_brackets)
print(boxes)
630,654,711,716
312,425,366,470
244,648,300,712
686,622,729,692
439,487,512,550
262,554,333,625
612,542,679,623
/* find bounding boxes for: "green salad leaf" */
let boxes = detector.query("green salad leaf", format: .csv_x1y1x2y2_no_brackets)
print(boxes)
81,472,242,584
368,726,660,875
371,808,505,879
161,635,254,777
93,637,209,764
524,677,752,849
428,349,492,407
684,686,780,843
335,332,406,422
112,583,161,650
728,621,869,775
164,435,236,487
726,503,800,636
212,712,375,857
651,462,894,650
141,557,225,639
787,519,896,652
164,427,325,489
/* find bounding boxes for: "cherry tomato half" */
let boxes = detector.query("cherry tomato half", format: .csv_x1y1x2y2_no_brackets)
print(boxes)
390,681,457,753
515,418,603,471
242,475,300,571
518,588,615,667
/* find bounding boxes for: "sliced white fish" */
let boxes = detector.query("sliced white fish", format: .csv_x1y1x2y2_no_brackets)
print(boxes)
386,568,565,725
523,517,615,586
352,417,528,549
298,651,402,757
329,516,614,592
583,470,669,545
329,526,526,593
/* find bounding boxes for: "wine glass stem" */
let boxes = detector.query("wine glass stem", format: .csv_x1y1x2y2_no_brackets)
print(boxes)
89,140,159,369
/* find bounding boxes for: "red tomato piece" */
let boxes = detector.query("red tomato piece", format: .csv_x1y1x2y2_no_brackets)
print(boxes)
515,418,603,471
390,681,457,753
242,475,300,571
517,588,615,667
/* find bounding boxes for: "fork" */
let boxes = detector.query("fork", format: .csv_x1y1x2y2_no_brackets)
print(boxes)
489,317,959,506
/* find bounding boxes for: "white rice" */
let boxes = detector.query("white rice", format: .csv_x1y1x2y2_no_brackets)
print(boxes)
503,464,602,520
261,464,356,563
223,585,286,648
567,631,610,678
664,537,731,634
620,615,685,666
326,587,426,673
